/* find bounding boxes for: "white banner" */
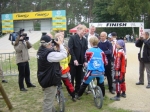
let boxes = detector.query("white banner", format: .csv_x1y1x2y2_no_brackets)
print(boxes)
89,22,144,28
89,22,144,36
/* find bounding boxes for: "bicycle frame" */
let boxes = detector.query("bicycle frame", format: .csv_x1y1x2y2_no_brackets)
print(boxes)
89,79,97,98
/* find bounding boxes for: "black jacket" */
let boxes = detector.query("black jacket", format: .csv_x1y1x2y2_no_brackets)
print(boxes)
135,38,150,63
68,34,88,65
98,40,113,61
37,46,61,88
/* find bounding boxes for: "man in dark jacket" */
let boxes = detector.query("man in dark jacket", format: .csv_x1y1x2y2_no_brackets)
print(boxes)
135,32,150,88
68,25,88,93
98,32,115,94
37,34,67,112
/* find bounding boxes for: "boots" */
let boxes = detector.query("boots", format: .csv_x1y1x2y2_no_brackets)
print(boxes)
97,82,105,97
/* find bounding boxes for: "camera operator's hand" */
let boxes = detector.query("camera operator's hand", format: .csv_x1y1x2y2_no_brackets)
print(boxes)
53,44,60,51
19,36,24,40
54,36,62,45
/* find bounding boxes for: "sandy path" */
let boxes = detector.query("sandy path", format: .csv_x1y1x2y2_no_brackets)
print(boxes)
107,43,150,112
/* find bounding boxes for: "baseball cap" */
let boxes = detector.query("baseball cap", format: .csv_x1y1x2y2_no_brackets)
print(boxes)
117,40,124,48
40,35,51,43
111,32,117,36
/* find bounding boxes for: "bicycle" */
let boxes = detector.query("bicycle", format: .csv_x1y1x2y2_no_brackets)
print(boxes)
83,67,103,109
55,86,65,112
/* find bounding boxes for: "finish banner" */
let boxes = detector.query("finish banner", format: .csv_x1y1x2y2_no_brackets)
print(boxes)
13,11,52,20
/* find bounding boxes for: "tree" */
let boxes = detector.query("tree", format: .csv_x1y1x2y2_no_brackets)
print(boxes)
107,0,150,35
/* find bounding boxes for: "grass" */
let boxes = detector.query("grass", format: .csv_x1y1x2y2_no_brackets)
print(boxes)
0,53,17,76
0,57,131,112
32,40,40,50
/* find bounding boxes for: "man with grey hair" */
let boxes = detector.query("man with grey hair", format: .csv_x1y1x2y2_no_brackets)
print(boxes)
98,32,115,94
135,32,150,88
37,34,67,112
85,25,99,48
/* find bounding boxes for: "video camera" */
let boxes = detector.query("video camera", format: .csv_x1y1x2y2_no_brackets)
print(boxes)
19,28,25,35
51,38,58,45
20,33,29,41
8,28,26,41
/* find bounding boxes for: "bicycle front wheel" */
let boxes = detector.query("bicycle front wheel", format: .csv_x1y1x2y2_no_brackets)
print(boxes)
56,88,65,112
94,86,103,109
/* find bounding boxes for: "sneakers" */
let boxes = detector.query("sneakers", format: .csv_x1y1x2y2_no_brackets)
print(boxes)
110,96,120,101
20,88,28,91
75,95,81,100
72,97,76,102
146,85,150,88
109,90,115,94
136,82,144,85
27,84,36,88
121,93,126,98
2,80,8,83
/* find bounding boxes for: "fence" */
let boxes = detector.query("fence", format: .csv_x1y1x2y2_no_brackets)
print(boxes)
0,52,18,76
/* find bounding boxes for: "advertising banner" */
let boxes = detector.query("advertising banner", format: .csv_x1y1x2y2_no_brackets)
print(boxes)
1,14,14,33
1,10,67,33
52,10,66,31
13,11,52,20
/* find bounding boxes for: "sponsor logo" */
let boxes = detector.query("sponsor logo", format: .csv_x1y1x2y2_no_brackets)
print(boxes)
55,17,63,19
5,26,11,28
16,14,29,18
5,14,10,19
106,23,127,27
93,61,101,68
55,23,63,25
35,13,49,17
56,11,61,16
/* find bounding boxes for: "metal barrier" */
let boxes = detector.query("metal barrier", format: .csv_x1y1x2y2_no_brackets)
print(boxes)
0,52,18,76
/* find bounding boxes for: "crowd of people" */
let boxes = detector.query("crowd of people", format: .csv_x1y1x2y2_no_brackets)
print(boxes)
36,25,128,112
1,25,150,112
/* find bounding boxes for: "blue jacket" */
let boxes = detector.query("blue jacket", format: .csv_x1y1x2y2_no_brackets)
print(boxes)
86,47,106,74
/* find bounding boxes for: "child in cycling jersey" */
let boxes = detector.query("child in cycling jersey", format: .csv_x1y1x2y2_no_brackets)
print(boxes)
110,40,126,101
55,32,76,102
76,36,108,99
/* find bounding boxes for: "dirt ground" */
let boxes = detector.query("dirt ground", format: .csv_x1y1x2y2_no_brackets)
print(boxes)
107,43,150,112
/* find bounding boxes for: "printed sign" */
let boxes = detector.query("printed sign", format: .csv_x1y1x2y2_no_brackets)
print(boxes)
13,11,52,20
89,22,144,28
52,10,66,31
1,10,67,33
89,22,144,36
1,14,14,33
52,10,66,17
2,14,13,20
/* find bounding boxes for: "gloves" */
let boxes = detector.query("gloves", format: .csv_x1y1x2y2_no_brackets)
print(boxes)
114,73,125,84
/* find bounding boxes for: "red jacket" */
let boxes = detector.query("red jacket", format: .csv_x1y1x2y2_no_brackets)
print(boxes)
115,48,126,73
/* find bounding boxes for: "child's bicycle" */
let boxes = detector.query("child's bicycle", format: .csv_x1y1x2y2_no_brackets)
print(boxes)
55,86,65,112
83,67,103,109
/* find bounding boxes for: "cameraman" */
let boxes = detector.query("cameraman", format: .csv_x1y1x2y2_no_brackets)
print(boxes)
37,35,67,112
13,33,36,91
